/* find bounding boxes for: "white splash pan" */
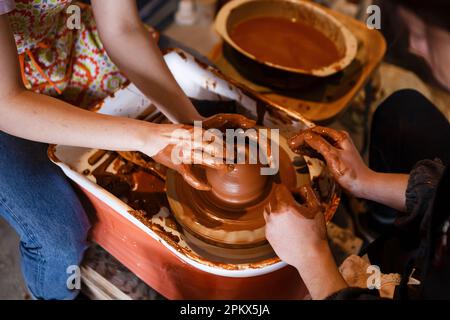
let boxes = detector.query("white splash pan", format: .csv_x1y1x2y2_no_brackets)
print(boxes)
50,49,326,278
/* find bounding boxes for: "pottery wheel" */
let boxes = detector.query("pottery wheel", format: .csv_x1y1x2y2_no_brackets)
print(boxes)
166,146,297,255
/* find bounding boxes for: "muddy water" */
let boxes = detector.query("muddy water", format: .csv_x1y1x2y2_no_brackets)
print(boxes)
230,16,342,70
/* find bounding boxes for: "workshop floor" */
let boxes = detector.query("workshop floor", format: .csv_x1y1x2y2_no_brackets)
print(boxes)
1,12,450,300
0,219,29,299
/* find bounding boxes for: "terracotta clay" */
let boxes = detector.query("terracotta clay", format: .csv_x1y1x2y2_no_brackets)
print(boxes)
205,164,269,205
150,114,258,191
164,113,298,250
202,113,256,131
288,126,347,162
166,144,296,248
91,153,169,216
118,151,167,180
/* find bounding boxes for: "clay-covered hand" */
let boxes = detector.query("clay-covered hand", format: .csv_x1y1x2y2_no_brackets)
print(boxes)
288,126,372,198
201,113,256,131
265,183,348,299
264,184,327,268
144,114,263,190
140,123,227,191
202,113,273,164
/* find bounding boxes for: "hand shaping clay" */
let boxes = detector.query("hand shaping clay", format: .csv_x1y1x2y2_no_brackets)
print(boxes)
166,134,296,249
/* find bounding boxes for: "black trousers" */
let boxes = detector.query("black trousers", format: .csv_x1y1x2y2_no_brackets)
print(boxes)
368,89,450,227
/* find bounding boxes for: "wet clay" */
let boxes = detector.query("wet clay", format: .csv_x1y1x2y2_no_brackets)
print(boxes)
78,109,320,261
164,114,296,248
230,17,342,71
167,146,296,248
91,152,169,217
206,164,269,205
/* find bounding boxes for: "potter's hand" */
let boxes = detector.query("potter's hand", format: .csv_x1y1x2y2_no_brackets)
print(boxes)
264,184,327,266
202,114,272,164
289,126,409,211
141,123,227,191
202,113,256,131
264,184,348,299
288,126,371,198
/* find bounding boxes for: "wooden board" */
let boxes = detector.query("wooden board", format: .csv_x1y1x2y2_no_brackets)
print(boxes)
80,245,164,300
209,4,386,122
81,266,132,300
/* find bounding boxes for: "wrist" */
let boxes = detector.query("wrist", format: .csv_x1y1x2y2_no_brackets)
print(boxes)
355,171,409,212
351,169,378,199
170,97,204,124
191,113,205,123
135,121,158,153
294,240,330,271
294,241,347,299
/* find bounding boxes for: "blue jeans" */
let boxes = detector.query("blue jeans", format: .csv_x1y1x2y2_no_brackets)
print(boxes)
0,132,90,300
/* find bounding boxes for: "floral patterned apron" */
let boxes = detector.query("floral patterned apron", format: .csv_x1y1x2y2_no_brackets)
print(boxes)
8,0,128,108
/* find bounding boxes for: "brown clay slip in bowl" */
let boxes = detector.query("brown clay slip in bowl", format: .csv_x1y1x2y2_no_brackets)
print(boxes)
214,0,358,89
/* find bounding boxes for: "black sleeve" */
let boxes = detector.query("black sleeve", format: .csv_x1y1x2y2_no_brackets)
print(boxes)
395,159,446,232
326,287,381,300
328,160,449,300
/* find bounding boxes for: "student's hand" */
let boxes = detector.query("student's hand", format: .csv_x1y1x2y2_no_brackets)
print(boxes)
201,113,256,131
141,123,227,190
203,113,273,165
264,184,348,299
264,184,327,267
288,126,373,198
143,114,257,191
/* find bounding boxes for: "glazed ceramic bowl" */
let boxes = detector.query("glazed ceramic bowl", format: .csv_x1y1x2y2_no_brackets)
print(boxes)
215,0,358,88
215,0,357,76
